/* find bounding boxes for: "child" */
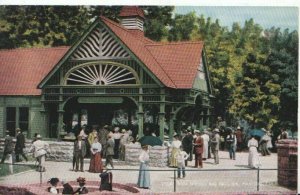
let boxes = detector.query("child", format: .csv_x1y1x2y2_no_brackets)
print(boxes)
175,148,189,179
47,178,59,194
74,177,88,194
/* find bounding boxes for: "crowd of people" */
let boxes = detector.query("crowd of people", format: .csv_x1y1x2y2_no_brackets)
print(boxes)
0,124,290,192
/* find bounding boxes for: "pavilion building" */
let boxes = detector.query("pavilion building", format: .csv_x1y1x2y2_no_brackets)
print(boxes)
0,6,214,140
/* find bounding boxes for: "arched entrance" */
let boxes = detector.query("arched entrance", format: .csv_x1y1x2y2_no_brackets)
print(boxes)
63,96,137,135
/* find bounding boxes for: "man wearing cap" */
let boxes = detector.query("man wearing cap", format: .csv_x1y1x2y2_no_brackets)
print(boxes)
1,130,13,164
15,128,28,162
226,130,237,160
211,129,220,164
193,130,204,168
30,134,49,172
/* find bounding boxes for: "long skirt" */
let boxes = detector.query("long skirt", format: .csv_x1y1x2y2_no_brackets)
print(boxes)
137,162,150,188
89,152,103,173
170,148,180,167
248,147,260,168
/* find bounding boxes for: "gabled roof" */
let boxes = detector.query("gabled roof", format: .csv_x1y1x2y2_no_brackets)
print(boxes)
0,47,69,95
100,16,204,89
0,16,205,96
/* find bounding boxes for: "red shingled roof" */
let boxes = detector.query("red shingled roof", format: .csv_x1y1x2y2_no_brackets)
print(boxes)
0,47,69,95
119,6,145,19
0,16,204,96
101,16,204,89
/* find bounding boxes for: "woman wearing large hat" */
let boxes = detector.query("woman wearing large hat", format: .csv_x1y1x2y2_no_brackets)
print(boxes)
137,145,150,189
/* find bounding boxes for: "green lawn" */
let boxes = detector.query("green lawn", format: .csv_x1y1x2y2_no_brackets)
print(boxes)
0,162,36,177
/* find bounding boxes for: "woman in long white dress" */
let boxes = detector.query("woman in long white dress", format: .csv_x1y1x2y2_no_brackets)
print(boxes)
137,145,150,189
201,131,210,160
248,136,260,169
169,135,181,167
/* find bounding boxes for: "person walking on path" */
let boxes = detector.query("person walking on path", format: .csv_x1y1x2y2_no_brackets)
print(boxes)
248,136,260,169
175,148,189,179
105,134,115,169
1,130,13,164
259,129,271,156
29,134,49,172
73,135,86,172
137,145,150,189
15,128,28,162
226,130,237,160
210,128,220,164
169,134,181,167
193,130,204,168
235,126,244,151
89,137,103,173
201,130,210,160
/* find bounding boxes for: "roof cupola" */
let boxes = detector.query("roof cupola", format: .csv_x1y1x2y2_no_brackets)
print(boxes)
119,6,145,32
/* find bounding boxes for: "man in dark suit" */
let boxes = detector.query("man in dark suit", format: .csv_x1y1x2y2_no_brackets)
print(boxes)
73,135,86,172
181,129,194,166
1,130,13,163
15,128,28,162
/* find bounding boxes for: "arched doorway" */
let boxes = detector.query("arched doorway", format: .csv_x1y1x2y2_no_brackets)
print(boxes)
63,96,137,135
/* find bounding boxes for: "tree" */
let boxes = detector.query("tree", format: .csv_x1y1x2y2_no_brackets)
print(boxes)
0,6,90,48
230,53,281,129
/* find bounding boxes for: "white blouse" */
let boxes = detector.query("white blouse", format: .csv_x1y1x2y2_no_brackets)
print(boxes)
248,138,258,148
171,140,182,149
91,142,102,153
139,150,149,163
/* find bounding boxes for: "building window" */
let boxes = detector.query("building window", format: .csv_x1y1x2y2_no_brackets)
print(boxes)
6,107,16,135
5,107,29,136
19,107,29,132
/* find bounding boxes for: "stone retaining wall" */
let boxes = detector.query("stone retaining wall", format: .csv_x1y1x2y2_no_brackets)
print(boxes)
277,139,297,188
125,143,170,167
1,139,171,166
0,139,74,162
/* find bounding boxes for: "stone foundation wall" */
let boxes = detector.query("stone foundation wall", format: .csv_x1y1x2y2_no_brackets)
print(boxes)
277,139,297,188
125,143,170,167
1,139,171,166
0,139,74,162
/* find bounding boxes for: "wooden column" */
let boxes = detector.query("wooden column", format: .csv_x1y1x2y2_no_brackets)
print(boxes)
58,98,65,138
138,88,144,139
169,106,176,141
159,88,166,141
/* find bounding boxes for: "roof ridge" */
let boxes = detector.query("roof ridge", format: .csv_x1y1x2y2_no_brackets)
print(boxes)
99,16,155,44
145,46,177,88
145,41,204,47
0,46,70,52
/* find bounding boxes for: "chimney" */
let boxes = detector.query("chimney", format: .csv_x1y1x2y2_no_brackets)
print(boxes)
119,6,145,36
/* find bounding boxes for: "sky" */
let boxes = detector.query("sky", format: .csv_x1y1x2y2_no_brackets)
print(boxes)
0,0,298,31
175,6,299,31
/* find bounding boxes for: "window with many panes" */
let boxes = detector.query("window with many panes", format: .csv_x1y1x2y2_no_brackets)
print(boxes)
6,107,16,135
19,107,29,132
5,107,29,136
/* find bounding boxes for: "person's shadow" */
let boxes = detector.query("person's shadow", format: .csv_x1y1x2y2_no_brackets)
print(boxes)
235,165,250,168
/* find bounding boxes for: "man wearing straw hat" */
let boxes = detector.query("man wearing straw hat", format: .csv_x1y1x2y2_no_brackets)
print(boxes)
30,134,49,172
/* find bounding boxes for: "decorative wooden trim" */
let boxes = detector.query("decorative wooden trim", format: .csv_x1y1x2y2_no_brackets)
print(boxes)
64,61,140,86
